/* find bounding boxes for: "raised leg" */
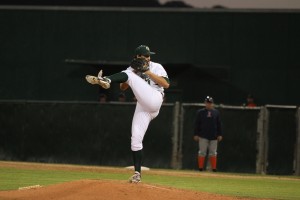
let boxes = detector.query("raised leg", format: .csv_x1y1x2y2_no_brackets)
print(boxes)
124,70,163,112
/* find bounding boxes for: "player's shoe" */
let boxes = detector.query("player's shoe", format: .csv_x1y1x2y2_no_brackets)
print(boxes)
85,70,111,89
129,171,141,183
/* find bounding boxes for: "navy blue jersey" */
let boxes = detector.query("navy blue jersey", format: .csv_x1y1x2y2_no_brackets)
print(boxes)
194,108,222,140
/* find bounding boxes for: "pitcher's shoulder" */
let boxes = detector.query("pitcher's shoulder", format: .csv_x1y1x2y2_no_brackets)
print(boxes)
150,61,164,69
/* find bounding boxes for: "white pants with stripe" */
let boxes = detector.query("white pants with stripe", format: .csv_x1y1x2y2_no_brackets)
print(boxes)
124,70,163,151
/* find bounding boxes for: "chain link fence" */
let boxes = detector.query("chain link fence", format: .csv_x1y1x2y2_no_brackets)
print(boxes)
0,101,299,175
175,104,300,175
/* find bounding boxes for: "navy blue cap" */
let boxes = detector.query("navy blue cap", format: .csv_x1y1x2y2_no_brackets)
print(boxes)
204,96,214,103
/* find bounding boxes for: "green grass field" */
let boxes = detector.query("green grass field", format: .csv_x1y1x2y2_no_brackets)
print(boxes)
0,162,299,200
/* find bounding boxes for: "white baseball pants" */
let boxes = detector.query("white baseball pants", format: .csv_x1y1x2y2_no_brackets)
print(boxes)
124,70,163,151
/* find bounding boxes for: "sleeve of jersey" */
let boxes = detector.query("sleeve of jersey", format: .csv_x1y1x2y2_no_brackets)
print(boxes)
155,65,169,83
126,66,134,71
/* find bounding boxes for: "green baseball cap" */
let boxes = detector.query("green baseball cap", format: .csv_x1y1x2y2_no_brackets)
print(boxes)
134,45,156,56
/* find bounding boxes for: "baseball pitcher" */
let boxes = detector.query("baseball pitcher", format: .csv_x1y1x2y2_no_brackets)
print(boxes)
86,45,170,183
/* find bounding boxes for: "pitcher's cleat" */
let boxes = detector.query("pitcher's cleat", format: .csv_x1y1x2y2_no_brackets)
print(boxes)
129,171,141,183
85,75,99,85
97,70,104,80
85,70,111,89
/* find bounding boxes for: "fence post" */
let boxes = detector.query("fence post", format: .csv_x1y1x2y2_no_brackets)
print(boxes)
256,107,269,174
171,102,181,169
177,103,185,169
295,107,300,176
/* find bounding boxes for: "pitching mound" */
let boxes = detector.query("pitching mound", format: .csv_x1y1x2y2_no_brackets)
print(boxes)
0,180,256,200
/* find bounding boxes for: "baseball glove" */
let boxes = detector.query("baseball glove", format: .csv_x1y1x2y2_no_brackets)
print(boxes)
130,57,149,72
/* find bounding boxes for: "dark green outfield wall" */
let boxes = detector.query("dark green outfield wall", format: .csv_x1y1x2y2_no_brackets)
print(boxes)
1,101,297,174
0,101,174,168
1,7,300,104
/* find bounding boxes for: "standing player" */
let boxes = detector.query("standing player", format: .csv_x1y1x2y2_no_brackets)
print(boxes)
193,96,223,172
86,45,170,183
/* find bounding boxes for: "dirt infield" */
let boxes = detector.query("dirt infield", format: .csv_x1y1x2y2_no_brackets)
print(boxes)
2,161,292,199
0,180,256,200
